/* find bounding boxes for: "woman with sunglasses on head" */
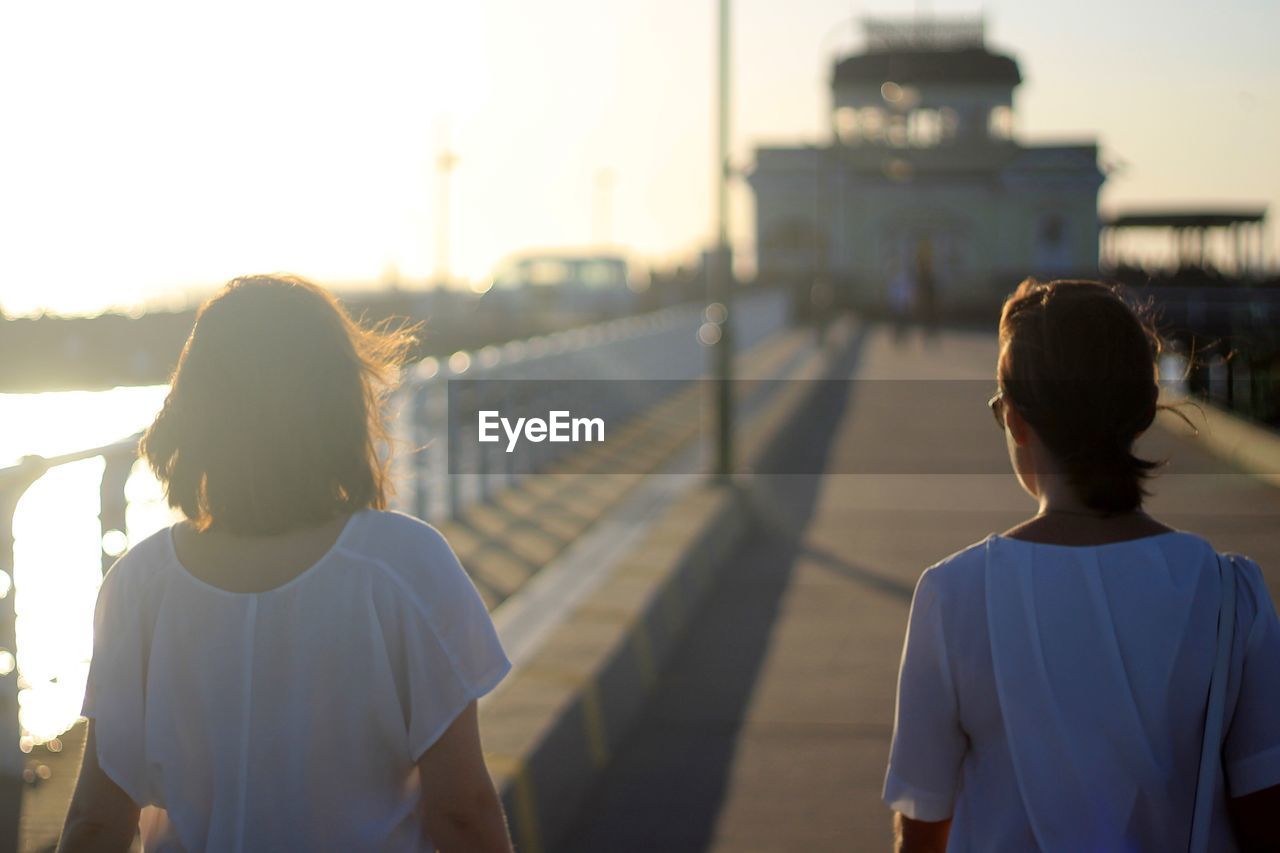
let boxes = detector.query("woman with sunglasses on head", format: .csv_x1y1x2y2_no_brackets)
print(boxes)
58,276,514,852
883,279,1280,852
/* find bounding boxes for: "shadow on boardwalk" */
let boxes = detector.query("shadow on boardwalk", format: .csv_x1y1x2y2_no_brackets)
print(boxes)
557,323,1280,853
558,343,867,853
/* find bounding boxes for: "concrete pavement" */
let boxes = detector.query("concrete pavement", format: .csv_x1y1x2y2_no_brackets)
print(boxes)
558,324,1280,852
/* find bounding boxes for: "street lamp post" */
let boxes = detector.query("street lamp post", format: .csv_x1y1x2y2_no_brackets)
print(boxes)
710,0,734,482
435,139,458,288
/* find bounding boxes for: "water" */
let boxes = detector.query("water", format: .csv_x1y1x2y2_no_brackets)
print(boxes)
0,385,174,744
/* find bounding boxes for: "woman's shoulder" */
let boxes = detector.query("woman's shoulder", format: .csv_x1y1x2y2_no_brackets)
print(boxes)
340,509,456,563
923,537,994,583
93,525,181,618
340,510,474,599
983,528,1271,615
1218,551,1273,627
989,527,1216,558
105,525,178,585
912,537,996,608
911,532,1206,601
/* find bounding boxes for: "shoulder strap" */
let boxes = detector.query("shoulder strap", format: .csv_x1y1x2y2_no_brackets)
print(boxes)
1188,553,1236,853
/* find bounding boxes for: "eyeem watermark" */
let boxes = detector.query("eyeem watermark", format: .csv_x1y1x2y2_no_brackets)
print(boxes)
478,410,605,453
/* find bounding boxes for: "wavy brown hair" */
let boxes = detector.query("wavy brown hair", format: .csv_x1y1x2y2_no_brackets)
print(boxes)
998,279,1166,515
142,275,417,535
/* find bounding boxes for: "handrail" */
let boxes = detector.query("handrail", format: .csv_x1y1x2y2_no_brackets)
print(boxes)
0,435,143,847
0,291,790,847
389,290,787,521
0,434,142,485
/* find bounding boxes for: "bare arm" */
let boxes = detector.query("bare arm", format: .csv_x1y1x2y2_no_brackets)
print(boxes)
57,721,139,853
417,701,513,853
894,812,951,853
1229,784,1280,852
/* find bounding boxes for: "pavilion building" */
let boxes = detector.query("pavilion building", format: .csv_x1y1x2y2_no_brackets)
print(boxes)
748,16,1105,313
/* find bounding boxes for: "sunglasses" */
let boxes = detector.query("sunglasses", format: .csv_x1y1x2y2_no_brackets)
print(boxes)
988,390,1006,430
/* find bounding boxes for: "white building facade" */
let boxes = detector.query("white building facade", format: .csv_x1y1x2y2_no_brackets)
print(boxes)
749,18,1104,314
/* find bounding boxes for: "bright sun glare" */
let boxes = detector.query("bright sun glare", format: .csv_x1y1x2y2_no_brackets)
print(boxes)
0,2,491,316
1,387,173,742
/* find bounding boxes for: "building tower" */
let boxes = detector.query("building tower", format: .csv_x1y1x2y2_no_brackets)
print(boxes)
749,16,1105,315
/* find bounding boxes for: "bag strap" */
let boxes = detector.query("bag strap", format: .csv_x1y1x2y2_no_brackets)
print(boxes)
1188,553,1236,853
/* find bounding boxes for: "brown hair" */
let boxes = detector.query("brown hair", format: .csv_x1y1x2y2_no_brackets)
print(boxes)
998,279,1163,514
142,275,417,535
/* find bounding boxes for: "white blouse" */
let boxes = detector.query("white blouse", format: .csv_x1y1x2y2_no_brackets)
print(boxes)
82,509,511,852
884,532,1280,852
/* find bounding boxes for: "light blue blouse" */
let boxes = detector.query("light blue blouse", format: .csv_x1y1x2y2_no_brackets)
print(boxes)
884,532,1280,852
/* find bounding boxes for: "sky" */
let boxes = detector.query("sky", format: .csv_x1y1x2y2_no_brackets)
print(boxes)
0,0,1277,316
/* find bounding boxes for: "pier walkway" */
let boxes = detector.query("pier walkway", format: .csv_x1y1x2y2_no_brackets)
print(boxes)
558,324,1280,852
13,298,814,852
15,319,1280,852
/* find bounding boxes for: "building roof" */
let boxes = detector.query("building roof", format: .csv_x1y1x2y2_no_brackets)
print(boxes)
833,47,1021,87
1102,209,1267,229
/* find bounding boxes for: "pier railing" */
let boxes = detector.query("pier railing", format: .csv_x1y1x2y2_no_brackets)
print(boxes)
0,436,140,844
393,290,785,521
0,288,787,847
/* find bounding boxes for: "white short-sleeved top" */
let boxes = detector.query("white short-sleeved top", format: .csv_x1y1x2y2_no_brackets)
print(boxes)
884,531,1280,852
82,509,511,853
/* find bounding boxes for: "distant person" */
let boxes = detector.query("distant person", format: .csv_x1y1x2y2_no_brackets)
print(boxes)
913,239,938,337
888,265,915,343
810,275,836,346
59,276,514,852
884,280,1280,852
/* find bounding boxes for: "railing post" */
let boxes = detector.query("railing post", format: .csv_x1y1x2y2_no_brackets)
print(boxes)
528,371,547,474
475,383,491,505
99,448,136,575
0,458,49,851
412,385,432,521
502,383,516,486
446,381,462,520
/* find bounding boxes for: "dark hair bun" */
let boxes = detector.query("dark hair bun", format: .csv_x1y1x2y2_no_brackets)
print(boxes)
998,279,1161,514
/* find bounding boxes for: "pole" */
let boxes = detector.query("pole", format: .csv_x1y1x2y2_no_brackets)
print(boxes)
710,0,734,482
435,132,459,287
0,460,50,851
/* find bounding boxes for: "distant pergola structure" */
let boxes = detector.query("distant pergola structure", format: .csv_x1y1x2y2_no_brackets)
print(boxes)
1100,208,1268,274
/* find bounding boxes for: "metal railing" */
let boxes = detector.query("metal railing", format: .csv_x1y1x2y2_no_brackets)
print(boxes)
0,289,788,847
391,290,785,521
0,436,141,845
